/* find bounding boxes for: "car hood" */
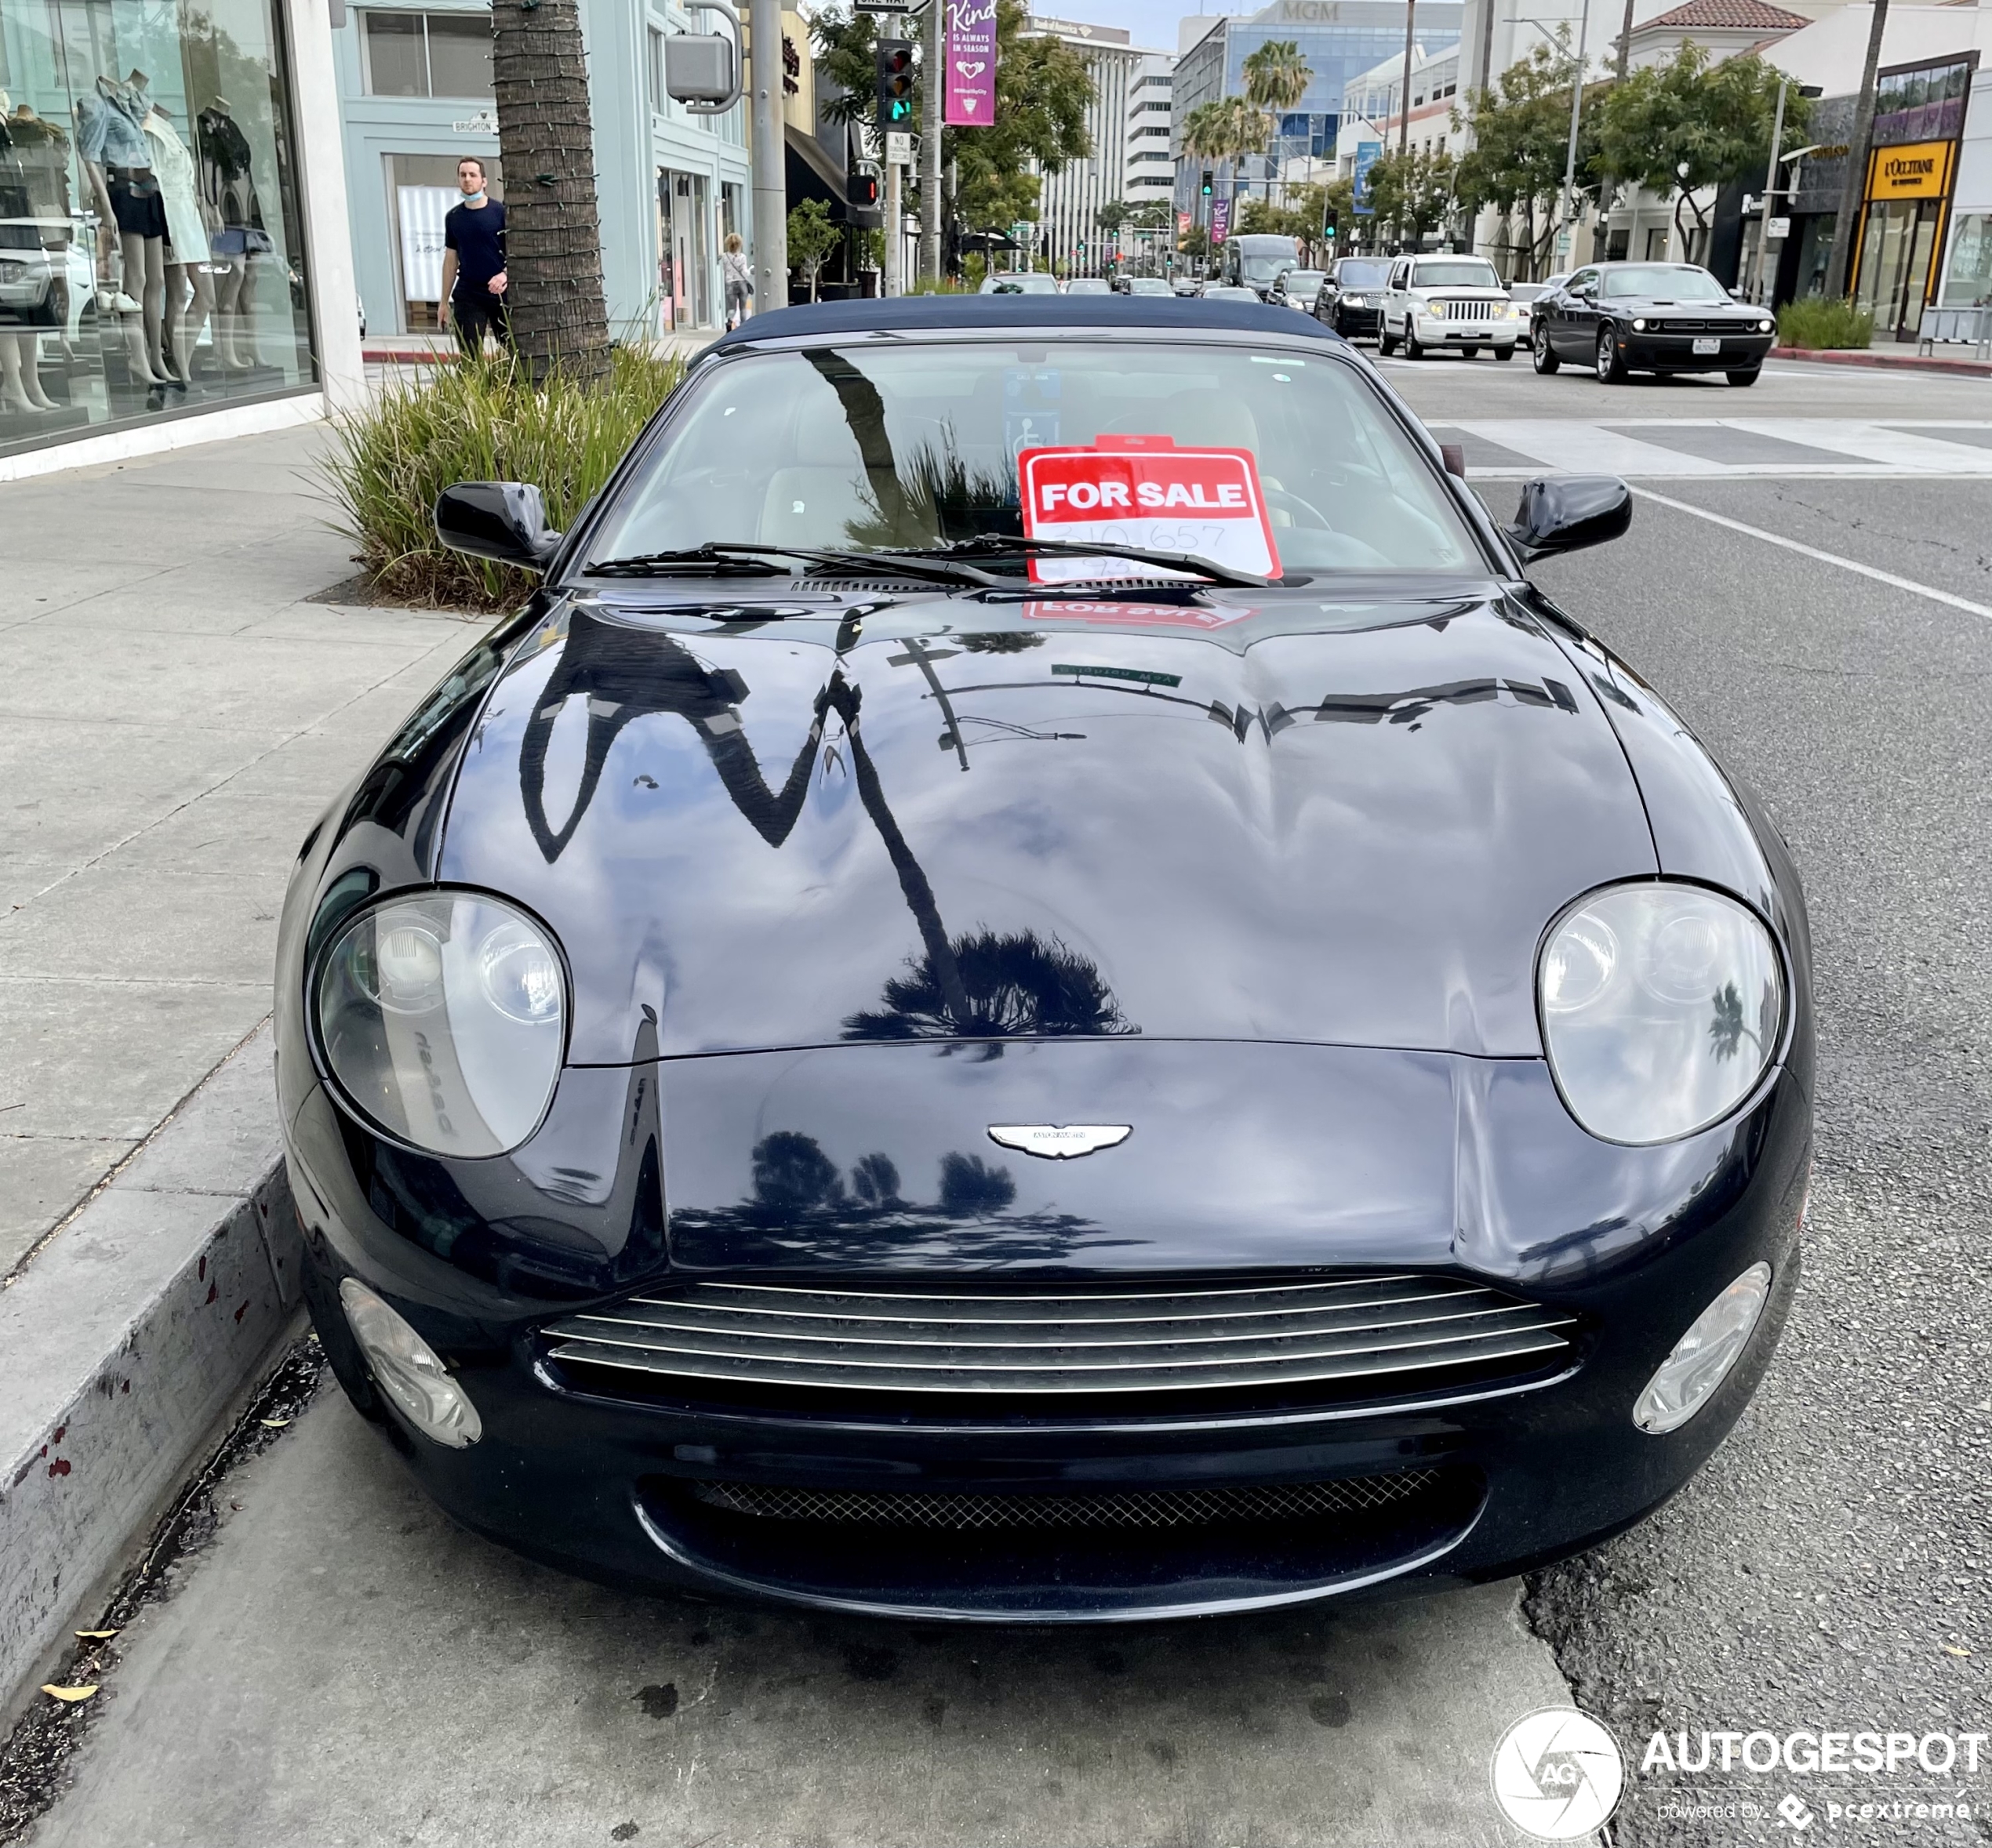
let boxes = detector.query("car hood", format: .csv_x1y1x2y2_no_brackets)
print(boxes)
438,592,1657,1063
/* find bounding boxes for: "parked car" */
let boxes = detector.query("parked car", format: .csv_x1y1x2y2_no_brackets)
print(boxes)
1314,256,1392,340
1530,262,1776,386
283,292,1810,1626
1379,254,1525,360
1270,268,1328,311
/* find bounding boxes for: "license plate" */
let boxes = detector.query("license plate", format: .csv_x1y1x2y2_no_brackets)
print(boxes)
1692,337,1721,355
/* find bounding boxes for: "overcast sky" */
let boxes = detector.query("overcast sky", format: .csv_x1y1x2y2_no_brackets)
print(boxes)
1062,0,1253,53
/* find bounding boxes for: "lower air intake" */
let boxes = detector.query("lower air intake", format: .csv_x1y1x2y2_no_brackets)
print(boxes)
689,1469,1443,1531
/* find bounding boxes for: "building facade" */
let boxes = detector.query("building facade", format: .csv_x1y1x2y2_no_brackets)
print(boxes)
1172,0,1461,223
0,0,360,472
333,0,753,338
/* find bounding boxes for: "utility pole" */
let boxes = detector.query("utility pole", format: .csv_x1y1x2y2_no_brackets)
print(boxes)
1824,0,1888,300
884,158,903,296
1615,0,1634,80
1751,74,1789,305
749,0,786,313
1559,0,1590,247
921,0,944,282
1396,0,1416,162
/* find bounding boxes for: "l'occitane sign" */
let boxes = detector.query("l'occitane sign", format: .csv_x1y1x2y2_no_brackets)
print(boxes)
1866,140,1954,200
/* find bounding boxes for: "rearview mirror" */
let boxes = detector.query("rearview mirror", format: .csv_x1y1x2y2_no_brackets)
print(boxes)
434,481,564,570
1506,475,1631,562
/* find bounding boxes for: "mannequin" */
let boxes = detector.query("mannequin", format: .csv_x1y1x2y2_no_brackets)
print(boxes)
79,71,169,388
144,102,212,387
0,91,59,412
196,96,262,370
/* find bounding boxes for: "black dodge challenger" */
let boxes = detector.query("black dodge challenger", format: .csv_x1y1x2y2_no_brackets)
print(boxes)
278,296,1812,1621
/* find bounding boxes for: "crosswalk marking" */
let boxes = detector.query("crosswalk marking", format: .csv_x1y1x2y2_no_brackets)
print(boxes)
1425,419,1992,478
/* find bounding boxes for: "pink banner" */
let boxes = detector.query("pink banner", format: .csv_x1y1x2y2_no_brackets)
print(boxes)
944,0,997,126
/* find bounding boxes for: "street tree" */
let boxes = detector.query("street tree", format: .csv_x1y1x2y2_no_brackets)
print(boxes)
1182,95,1270,210
1595,45,1804,258
787,199,842,301
1453,38,1605,277
1241,39,1313,197
489,0,611,380
1362,146,1459,249
811,2,1092,253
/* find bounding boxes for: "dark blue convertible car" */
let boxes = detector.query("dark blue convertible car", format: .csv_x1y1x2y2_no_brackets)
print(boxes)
277,296,1812,1621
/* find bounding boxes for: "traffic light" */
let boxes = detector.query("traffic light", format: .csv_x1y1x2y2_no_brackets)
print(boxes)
874,38,914,134
1321,202,1337,241
1200,170,1213,196
851,170,879,209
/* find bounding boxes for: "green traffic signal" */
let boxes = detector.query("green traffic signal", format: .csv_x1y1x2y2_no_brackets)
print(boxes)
874,39,914,134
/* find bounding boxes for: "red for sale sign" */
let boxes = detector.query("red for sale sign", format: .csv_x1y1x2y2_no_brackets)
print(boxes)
1016,435,1281,584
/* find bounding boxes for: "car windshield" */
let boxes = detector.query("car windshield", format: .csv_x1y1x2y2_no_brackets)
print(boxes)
1065,278,1112,294
1336,261,1389,286
984,274,1060,293
1240,254,1292,282
1126,278,1172,295
1413,260,1502,289
584,340,1481,576
1602,266,1728,300
1282,271,1328,292
1203,285,1260,301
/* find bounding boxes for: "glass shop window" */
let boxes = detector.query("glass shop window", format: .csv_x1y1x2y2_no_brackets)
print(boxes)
362,11,493,100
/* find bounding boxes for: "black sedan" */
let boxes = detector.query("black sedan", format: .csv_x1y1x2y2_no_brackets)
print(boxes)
1314,256,1392,340
1531,261,1778,385
278,296,1812,1622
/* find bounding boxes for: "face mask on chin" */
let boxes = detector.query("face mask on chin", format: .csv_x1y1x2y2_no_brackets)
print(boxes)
461,186,487,206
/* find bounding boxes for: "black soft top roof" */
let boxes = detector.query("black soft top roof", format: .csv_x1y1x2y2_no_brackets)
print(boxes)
702,294,1346,358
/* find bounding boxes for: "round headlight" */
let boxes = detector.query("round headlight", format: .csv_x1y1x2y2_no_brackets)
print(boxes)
1758,318,1774,334
314,891,568,1156
1537,883,1784,1144
1632,317,1647,332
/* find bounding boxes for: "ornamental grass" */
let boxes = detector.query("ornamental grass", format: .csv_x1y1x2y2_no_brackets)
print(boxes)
1775,297,1875,352
320,345,685,612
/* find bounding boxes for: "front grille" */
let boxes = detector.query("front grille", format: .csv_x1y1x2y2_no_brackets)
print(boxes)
688,1469,1444,1530
541,1273,1576,1412
1645,318,1732,335
1434,300,1498,320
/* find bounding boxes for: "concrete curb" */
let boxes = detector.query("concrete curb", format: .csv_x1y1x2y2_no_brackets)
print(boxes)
1769,343,1992,379
0,1024,298,1718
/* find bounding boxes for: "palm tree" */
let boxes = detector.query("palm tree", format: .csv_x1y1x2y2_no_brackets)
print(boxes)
1241,40,1313,202
489,0,613,382
1182,96,1270,229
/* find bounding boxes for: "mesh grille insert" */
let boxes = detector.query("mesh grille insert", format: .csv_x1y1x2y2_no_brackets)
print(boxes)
687,1469,1445,1531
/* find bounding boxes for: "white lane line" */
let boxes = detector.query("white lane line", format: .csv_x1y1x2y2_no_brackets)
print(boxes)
1630,485,1992,622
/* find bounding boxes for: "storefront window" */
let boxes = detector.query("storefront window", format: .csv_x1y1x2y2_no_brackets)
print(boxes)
361,10,492,100
0,0,314,455
1943,212,1991,307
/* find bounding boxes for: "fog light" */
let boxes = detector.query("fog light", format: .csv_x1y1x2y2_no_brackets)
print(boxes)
1632,1263,1772,1434
339,1278,483,1448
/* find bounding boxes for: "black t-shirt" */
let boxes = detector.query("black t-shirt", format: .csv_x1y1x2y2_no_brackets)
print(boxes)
444,198,506,298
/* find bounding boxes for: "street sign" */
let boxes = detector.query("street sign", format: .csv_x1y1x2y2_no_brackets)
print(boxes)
944,0,997,125
1209,198,1230,245
1767,216,1791,239
885,130,913,165
856,0,916,11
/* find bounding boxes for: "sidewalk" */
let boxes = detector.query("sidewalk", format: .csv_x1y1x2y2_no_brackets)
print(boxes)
1770,343,1992,379
0,425,480,1711
1,428,475,1270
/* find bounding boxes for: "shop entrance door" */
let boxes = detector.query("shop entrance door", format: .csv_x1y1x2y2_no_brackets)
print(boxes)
1856,198,1942,337
656,170,711,330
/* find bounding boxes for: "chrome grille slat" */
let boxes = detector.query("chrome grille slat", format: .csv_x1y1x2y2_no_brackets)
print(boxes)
551,1299,1561,1356
689,1469,1446,1530
542,1274,1576,1403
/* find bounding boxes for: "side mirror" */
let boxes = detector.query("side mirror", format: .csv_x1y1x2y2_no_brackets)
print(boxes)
1506,475,1631,562
434,481,564,570
1728,285,1744,300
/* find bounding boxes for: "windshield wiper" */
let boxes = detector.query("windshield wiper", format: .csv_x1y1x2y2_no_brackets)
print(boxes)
584,541,998,588
901,533,1272,590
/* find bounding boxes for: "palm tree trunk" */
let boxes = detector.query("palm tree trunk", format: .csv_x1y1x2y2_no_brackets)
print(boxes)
490,0,613,383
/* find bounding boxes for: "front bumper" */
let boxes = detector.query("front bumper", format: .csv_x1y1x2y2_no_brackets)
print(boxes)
1412,314,1521,346
1621,332,1775,372
1332,303,1382,336
285,1047,1811,1623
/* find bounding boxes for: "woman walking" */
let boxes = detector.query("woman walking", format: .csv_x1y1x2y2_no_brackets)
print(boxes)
722,233,752,331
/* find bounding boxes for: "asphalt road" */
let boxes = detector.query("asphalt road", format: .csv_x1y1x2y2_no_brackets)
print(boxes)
9,356,1990,1848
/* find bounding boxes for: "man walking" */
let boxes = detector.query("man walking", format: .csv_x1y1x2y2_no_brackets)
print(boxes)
438,156,508,358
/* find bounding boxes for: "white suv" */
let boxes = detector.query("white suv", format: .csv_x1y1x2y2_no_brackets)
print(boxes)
1379,256,1524,361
